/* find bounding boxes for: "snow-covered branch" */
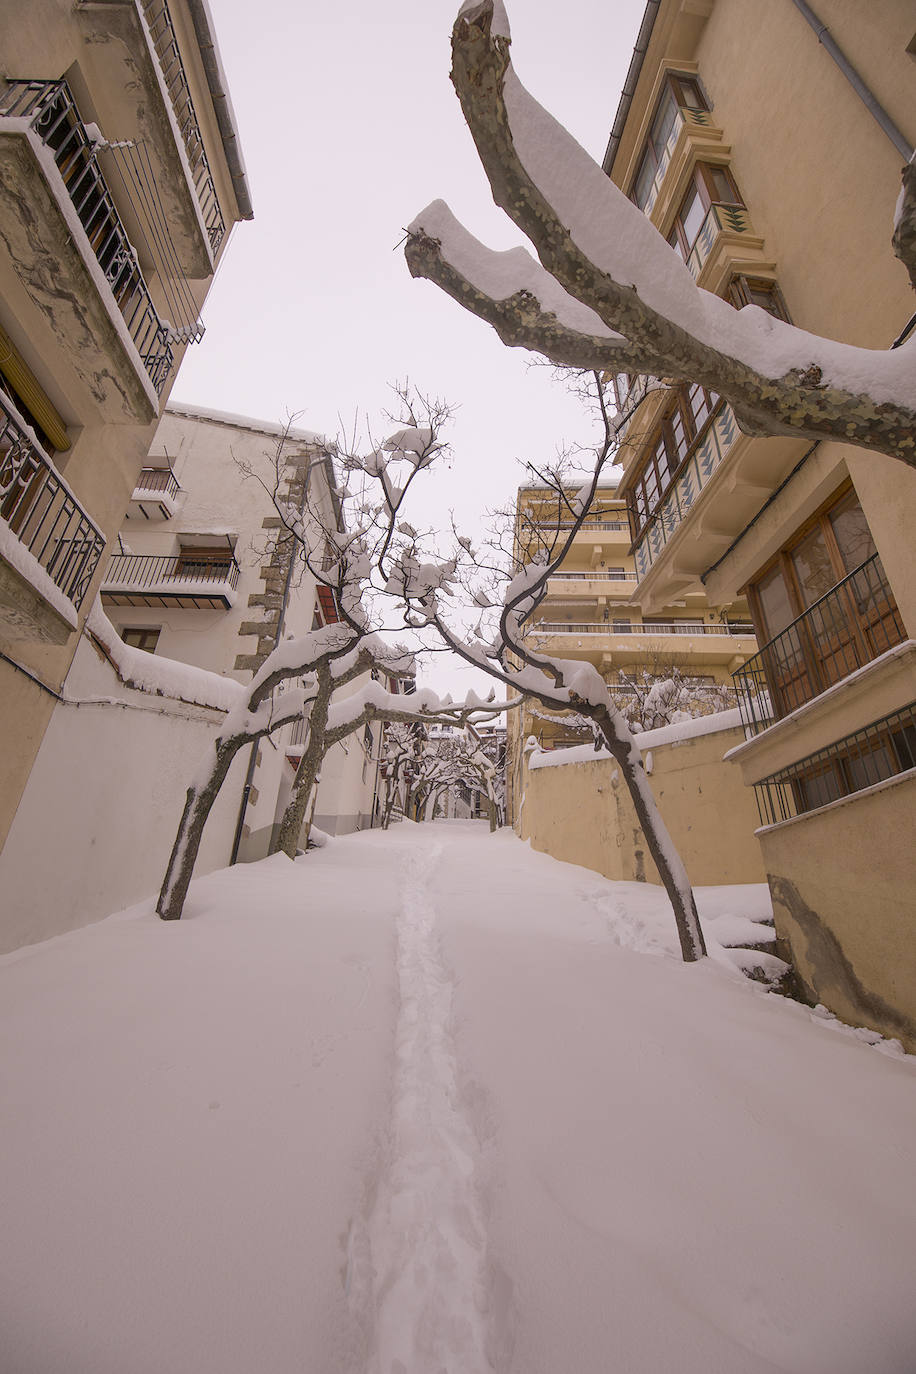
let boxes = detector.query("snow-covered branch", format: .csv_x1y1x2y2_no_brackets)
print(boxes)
405,1,916,467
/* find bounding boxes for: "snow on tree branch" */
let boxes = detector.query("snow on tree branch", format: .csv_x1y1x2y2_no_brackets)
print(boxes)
405,1,916,467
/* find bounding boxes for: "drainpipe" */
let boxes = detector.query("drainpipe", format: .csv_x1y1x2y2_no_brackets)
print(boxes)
789,0,913,160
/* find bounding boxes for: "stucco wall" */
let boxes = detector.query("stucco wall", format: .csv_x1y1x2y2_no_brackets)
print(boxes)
760,773,916,1053
519,718,765,888
0,634,247,952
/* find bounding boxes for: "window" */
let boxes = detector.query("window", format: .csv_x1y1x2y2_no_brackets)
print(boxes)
176,545,233,580
626,382,720,536
728,276,791,322
745,487,905,717
667,163,743,259
121,626,160,653
630,75,710,211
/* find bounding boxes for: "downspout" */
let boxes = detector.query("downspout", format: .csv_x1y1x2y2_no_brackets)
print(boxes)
601,0,661,176
788,0,913,160
185,0,255,219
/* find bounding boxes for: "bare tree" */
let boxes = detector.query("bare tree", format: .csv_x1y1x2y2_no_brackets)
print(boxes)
156,388,511,921
390,377,708,961
404,0,916,467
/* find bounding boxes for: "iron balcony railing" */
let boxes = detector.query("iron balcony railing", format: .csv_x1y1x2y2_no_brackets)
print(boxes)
753,702,916,827
139,0,226,253
0,389,105,613
0,79,174,395
133,467,181,501
732,553,905,736
529,519,629,532
103,551,240,591
529,620,754,637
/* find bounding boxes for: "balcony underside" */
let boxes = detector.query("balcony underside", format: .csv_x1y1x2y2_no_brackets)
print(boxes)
526,631,757,668
101,586,233,610
0,554,75,644
74,2,218,276
0,130,157,424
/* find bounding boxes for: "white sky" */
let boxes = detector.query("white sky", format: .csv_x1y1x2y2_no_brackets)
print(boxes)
171,0,647,697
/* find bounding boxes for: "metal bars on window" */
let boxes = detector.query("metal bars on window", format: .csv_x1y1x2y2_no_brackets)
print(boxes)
733,554,905,735
753,703,916,826
0,389,105,611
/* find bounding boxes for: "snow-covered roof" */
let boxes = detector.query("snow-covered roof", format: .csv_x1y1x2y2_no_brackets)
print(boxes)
166,402,325,445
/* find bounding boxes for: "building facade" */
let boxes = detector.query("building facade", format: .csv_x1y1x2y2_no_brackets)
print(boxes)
506,477,757,816
603,0,916,1045
0,406,382,950
0,0,251,855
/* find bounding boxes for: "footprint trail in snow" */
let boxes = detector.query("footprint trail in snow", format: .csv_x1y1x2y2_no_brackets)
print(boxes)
354,837,492,1374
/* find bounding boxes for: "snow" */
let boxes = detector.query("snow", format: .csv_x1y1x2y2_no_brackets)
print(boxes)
0,518,79,629
87,602,245,712
1,823,914,1373
414,5,916,411
164,402,325,444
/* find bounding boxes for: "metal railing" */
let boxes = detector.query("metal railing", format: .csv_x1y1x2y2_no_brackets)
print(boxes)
753,702,916,827
547,571,638,582
732,554,905,736
0,79,174,394
103,551,240,591
529,519,629,532
529,620,754,637
631,401,740,579
133,467,181,501
0,390,105,612
139,0,226,252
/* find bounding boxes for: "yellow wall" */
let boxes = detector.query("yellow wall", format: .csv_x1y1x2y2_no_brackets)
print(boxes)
760,773,916,1054
520,719,765,888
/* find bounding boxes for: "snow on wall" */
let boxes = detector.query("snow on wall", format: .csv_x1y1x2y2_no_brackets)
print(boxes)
0,634,247,952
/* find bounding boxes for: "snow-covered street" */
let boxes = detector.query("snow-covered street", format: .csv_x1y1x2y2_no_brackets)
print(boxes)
2,821,915,1374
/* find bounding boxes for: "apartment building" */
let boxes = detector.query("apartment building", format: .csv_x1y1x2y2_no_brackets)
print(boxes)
507,477,757,813
603,0,916,1045
0,0,251,854
0,405,385,948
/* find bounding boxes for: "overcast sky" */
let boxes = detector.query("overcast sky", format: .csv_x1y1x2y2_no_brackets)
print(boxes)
171,0,646,697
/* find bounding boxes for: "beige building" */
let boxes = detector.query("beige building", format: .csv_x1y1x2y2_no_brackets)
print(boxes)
0,0,251,855
507,478,757,815
0,406,383,950
603,0,916,1046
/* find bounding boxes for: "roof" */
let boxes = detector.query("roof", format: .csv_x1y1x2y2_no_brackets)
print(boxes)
165,402,325,445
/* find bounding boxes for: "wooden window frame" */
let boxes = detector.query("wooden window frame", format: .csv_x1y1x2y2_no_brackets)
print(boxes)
626,382,720,538
628,73,710,210
667,162,744,258
727,275,791,322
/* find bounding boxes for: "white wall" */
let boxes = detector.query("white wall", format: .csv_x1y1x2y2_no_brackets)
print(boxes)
0,635,248,952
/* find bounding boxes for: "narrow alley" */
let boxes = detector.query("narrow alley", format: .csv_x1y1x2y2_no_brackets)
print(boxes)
1,822,914,1374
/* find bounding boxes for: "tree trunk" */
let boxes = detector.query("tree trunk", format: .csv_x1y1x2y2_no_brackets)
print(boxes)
157,734,245,922
600,724,706,962
486,796,498,832
273,673,332,858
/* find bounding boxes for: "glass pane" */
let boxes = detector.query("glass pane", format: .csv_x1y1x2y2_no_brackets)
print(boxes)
797,763,844,811
708,165,741,205
686,382,711,430
670,408,689,460
632,152,655,209
674,76,705,110
650,88,678,156
654,435,671,484
756,564,796,639
829,495,875,573
679,184,706,249
845,739,895,791
668,225,686,260
792,527,838,607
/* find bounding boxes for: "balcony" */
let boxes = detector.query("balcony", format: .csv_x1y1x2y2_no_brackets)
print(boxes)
547,571,638,586
101,551,240,609
0,78,174,418
0,389,105,642
529,621,754,638
684,202,753,281
631,401,740,580
139,0,226,254
125,467,182,521
732,555,905,736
